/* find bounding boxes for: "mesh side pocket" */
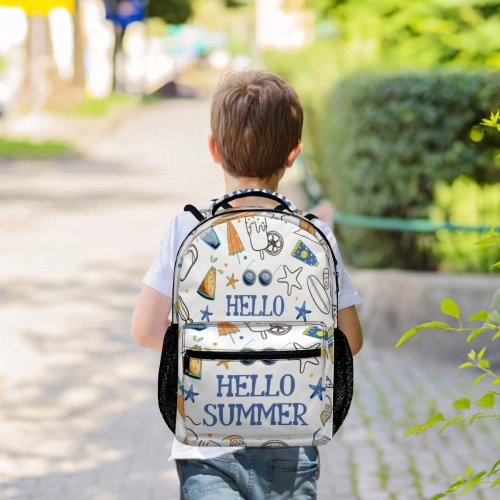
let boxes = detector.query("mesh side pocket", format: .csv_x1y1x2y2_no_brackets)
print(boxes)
331,328,354,437
158,324,179,434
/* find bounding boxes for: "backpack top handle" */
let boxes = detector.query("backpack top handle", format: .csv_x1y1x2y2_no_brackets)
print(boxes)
211,189,299,216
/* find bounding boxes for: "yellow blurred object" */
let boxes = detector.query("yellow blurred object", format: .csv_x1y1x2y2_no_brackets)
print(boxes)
0,0,74,15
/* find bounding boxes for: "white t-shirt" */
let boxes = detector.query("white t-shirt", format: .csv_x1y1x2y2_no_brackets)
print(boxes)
144,201,361,461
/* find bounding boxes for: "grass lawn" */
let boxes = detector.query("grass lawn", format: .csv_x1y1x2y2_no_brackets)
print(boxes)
0,137,74,159
71,92,140,117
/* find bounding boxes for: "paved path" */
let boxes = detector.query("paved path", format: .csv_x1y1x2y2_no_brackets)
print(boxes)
1,100,498,499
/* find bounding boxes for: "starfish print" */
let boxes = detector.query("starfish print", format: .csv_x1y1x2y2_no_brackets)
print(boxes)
217,360,230,369
277,265,302,296
226,273,239,289
295,301,311,321
183,384,199,403
200,306,213,322
309,377,326,401
293,342,320,373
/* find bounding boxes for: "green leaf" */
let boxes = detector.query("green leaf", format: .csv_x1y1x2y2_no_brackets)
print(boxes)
440,415,464,432
467,328,487,342
461,471,487,493
477,347,486,361
403,425,421,437
469,411,485,424
475,374,487,385
459,362,474,369
492,378,500,385
490,458,500,474
478,393,495,408
488,310,500,324
395,321,451,347
421,412,445,431
447,478,467,491
430,494,447,500
465,465,473,478
492,331,500,340
468,310,489,322
468,350,476,360
474,235,500,250
453,398,470,410
441,298,460,319
478,359,490,369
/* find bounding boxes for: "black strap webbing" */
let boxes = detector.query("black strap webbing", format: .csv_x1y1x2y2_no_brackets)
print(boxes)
304,213,319,221
184,204,205,222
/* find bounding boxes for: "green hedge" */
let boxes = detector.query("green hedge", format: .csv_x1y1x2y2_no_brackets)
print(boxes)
323,71,500,270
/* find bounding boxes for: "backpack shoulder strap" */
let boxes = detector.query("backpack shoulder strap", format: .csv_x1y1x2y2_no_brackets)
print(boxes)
184,204,205,222
304,212,319,221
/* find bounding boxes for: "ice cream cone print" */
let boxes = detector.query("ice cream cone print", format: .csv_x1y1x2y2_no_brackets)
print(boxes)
212,211,260,226
291,240,319,266
245,216,268,259
227,221,245,264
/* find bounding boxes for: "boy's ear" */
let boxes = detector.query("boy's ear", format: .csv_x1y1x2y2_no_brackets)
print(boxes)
208,135,221,164
285,141,302,168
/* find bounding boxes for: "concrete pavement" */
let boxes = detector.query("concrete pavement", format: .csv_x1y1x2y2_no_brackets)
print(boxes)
1,99,498,499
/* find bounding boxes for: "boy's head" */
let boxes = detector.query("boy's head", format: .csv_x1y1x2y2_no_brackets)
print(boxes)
210,70,303,179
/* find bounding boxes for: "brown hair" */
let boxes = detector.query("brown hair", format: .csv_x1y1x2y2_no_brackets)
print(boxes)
210,70,303,178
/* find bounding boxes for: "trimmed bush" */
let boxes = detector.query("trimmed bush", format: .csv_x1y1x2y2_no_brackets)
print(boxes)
323,71,500,270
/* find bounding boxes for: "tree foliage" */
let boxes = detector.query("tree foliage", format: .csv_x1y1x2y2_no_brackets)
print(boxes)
314,0,500,69
147,0,193,25
324,71,500,270
396,114,500,496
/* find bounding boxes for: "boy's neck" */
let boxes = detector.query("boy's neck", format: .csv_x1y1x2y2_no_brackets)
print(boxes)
223,170,283,208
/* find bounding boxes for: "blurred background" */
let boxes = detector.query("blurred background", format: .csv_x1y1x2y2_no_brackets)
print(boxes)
0,0,499,272
1,1,500,499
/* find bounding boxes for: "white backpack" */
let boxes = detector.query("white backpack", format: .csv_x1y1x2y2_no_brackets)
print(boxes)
159,190,353,448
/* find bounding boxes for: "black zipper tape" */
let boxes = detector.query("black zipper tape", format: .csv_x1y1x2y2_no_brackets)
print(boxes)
184,348,321,361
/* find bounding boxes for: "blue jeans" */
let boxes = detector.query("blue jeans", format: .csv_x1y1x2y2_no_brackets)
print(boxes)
176,447,319,500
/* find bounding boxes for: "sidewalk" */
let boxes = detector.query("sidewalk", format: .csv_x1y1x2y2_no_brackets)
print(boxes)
1,99,498,500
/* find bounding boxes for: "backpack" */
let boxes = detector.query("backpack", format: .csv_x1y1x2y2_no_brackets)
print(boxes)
158,190,353,448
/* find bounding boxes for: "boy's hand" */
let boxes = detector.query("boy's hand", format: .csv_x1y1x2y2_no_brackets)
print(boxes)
131,285,172,353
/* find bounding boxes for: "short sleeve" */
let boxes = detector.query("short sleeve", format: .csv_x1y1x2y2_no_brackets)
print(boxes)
312,219,361,310
143,203,212,298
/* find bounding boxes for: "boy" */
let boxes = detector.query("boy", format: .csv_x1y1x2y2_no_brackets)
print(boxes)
131,70,363,499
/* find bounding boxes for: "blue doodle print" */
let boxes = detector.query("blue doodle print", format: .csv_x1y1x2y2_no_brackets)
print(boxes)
295,301,311,321
200,306,213,321
184,384,199,403
309,378,326,401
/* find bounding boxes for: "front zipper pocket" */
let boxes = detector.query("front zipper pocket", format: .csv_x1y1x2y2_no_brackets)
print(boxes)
178,321,332,447
184,347,321,363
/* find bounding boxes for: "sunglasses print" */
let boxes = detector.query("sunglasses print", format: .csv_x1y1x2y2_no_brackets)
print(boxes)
239,347,277,365
242,269,273,286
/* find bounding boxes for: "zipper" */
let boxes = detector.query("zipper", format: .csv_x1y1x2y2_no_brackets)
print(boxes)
184,348,321,360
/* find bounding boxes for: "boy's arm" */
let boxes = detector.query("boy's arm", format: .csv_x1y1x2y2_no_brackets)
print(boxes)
131,285,172,353
338,305,363,355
